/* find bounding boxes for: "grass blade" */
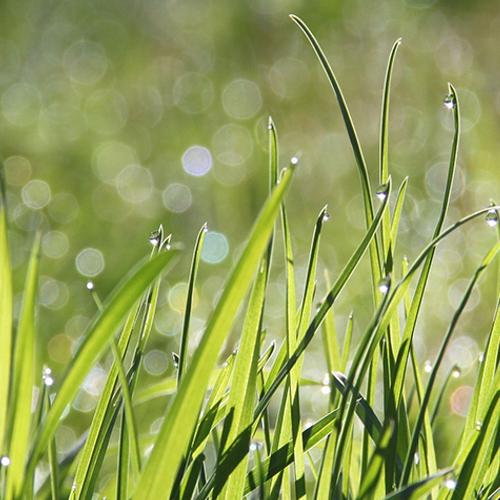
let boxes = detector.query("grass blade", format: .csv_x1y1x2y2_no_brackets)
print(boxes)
133,165,294,500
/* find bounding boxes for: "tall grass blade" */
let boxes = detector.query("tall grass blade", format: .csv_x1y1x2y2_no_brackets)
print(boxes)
133,165,294,500
178,223,207,385
5,233,41,499
26,249,178,494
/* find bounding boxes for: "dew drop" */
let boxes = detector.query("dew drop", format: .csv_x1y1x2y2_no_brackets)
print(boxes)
149,229,161,246
203,224,209,233
320,385,331,395
414,453,420,465
290,156,299,165
452,367,461,378
1,456,11,467
478,352,485,363
249,440,262,452
443,93,456,109
165,243,172,251
378,276,391,294
71,483,77,491
86,281,94,290
322,212,330,222
424,360,432,373
486,209,498,227
476,421,483,431
445,479,457,490
43,367,55,387
172,352,179,368
376,183,389,201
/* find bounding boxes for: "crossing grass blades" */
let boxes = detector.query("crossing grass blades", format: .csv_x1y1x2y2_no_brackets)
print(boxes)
1,14,500,500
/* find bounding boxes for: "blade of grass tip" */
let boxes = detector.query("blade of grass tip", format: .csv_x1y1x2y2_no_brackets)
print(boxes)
379,38,402,186
401,239,500,487
133,166,294,500
290,205,329,499
73,228,165,500
255,183,391,422
0,192,12,456
5,233,41,500
178,223,207,386
290,14,383,297
392,83,460,410
214,263,268,499
26,249,178,494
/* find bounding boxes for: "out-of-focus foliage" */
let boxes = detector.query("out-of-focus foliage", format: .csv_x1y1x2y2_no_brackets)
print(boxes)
2,0,500,469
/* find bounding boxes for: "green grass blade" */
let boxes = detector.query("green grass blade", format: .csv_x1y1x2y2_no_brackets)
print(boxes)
0,193,12,455
26,249,178,492
178,222,207,385
357,423,393,500
133,165,294,500
382,469,453,500
255,180,390,421
5,233,41,499
401,240,500,486
215,263,267,499
321,273,340,373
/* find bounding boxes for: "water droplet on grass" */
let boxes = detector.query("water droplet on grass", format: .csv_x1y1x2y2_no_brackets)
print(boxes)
486,209,498,227
291,156,299,165
445,479,457,490
376,183,389,200
476,421,483,431
322,212,330,222
478,352,484,363
172,352,179,368
452,367,461,378
1,456,10,466
149,230,161,246
443,94,456,109
424,360,432,373
378,276,391,293
43,367,54,386
86,281,94,290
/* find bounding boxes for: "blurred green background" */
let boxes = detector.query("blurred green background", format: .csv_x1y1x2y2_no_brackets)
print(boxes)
3,0,500,478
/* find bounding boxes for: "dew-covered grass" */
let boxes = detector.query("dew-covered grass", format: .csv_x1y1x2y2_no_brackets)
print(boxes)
2,13,500,500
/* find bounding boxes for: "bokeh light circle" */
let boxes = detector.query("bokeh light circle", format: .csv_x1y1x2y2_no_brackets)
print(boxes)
144,350,168,375
173,72,214,114
49,192,79,224
22,180,51,209
222,79,262,120
5,156,31,186
116,165,154,202
182,146,212,176
75,248,105,277
163,183,192,212
450,386,473,416
92,141,137,185
64,40,108,85
212,124,253,166
1,83,41,126
84,89,128,134
201,232,229,264
42,231,69,259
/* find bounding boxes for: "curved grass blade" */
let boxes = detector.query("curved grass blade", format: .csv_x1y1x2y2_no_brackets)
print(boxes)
178,222,207,385
26,249,178,493
400,239,500,486
5,233,41,500
133,165,294,500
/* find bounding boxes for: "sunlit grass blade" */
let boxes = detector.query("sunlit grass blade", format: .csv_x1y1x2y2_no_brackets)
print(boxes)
382,469,453,500
5,233,41,500
178,222,207,385
133,165,294,500
43,387,59,500
431,364,459,426
214,262,268,499
255,179,390,422
26,249,178,494
357,423,393,500
321,273,340,374
392,84,460,410
401,239,500,486
243,409,338,496
0,191,12,455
